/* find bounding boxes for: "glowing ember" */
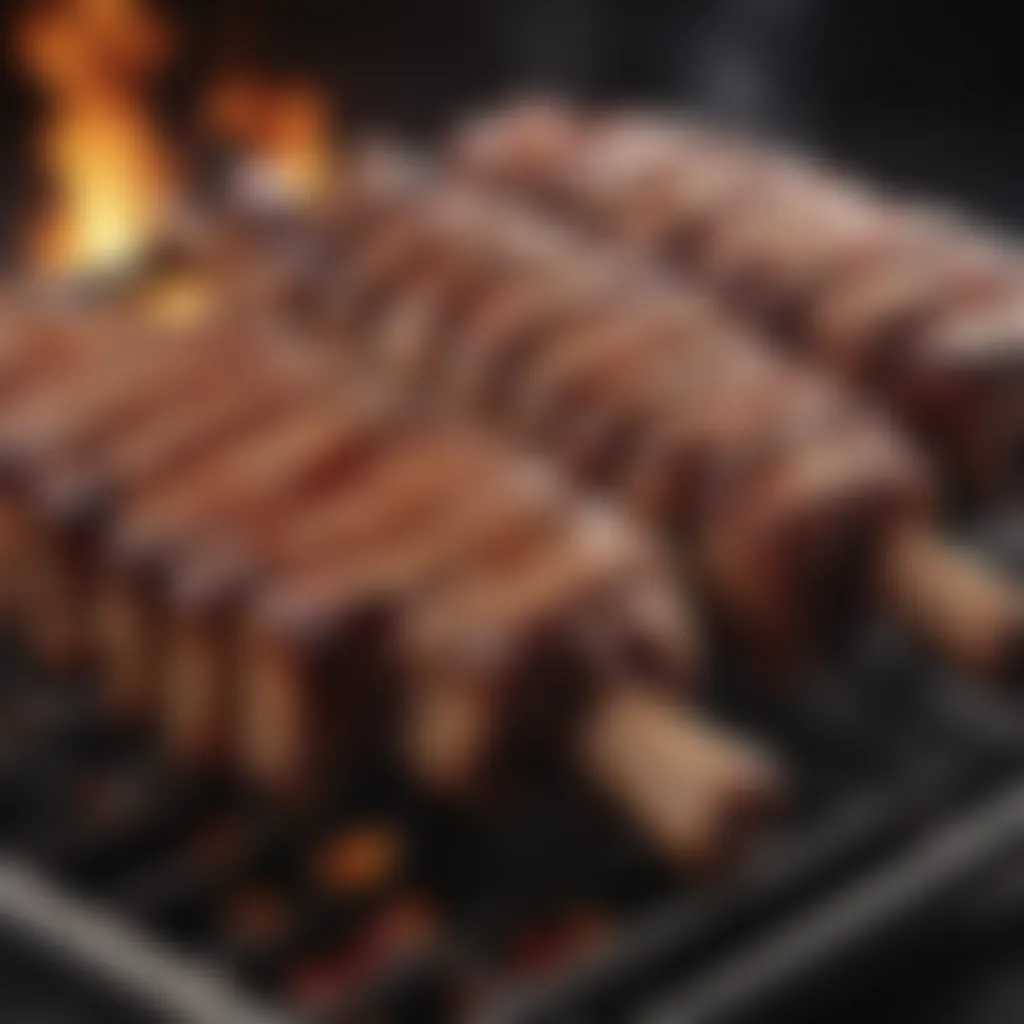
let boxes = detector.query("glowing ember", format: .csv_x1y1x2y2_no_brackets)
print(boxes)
15,0,177,274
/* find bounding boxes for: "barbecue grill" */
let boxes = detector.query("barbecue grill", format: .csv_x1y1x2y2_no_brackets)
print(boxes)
2,2,1024,1022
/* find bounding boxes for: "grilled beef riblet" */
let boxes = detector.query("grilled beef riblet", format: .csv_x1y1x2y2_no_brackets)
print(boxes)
297,157,1020,680
0,306,776,870
451,100,1024,494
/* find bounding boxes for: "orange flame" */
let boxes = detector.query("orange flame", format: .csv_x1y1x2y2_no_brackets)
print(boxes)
204,72,335,205
16,0,177,274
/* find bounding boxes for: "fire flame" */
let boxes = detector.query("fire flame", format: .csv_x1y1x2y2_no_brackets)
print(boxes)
204,72,335,205
15,0,177,274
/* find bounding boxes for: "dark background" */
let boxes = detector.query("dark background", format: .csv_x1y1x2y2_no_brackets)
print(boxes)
5,0,1024,231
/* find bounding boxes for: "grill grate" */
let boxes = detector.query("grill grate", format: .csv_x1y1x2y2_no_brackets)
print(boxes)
2,530,1023,1024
